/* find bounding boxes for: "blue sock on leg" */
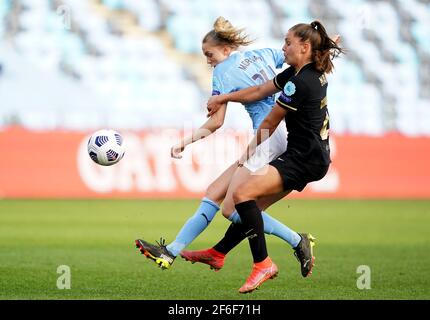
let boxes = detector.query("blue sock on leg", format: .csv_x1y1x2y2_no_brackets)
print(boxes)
166,197,220,256
229,210,301,248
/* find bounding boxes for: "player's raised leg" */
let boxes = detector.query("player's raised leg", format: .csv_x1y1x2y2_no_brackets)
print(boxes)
135,162,237,269
181,165,303,274
223,165,301,248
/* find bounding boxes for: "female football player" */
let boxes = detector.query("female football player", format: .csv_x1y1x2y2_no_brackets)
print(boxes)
184,21,344,293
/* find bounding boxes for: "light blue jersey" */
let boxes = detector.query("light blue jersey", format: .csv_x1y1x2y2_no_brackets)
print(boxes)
211,48,285,129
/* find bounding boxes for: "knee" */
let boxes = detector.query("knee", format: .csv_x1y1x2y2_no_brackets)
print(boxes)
221,205,233,219
232,184,251,204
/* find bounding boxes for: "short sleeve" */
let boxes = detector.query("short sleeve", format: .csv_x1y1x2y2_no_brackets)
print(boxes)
263,48,285,68
212,68,236,96
272,49,285,68
276,77,307,111
252,48,285,69
273,66,295,91
211,74,223,96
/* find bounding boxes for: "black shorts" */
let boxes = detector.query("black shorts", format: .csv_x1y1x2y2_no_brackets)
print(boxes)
270,155,330,192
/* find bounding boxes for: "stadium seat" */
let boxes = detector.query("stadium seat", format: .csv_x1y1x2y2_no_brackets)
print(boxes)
0,0,428,135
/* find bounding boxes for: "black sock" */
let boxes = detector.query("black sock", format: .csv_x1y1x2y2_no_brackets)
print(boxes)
235,200,268,263
213,222,247,255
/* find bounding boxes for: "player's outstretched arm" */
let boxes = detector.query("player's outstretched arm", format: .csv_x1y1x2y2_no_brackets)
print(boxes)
171,104,227,159
207,80,279,117
238,103,287,165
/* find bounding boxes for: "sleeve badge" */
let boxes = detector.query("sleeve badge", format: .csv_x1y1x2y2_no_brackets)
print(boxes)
284,81,296,96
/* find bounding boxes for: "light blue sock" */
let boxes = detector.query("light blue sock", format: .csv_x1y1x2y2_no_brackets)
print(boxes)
166,197,220,256
229,210,301,248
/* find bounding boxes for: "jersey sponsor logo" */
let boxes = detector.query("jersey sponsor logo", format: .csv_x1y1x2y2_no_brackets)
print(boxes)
284,81,296,96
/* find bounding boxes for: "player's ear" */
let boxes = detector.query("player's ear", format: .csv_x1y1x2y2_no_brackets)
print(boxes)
301,41,311,54
223,46,230,56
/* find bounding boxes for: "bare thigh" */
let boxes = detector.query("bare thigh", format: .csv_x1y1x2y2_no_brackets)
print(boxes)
204,162,239,205
256,190,291,211
222,165,290,218
222,165,251,218
233,165,285,204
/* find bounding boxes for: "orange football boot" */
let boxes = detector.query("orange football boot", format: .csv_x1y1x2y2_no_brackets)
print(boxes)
239,257,278,294
180,248,225,271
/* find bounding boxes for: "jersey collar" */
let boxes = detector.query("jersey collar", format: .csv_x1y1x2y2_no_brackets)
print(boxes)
216,51,241,69
294,62,314,75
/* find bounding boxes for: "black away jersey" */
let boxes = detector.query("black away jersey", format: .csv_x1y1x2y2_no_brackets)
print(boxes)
273,63,331,166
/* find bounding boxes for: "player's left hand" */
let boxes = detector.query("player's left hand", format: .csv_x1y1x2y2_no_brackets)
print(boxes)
207,95,224,117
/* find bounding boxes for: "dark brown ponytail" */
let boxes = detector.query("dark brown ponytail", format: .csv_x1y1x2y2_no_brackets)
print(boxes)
290,21,344,74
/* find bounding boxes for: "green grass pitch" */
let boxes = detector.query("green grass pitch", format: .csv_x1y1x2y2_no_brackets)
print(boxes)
0,199,429,300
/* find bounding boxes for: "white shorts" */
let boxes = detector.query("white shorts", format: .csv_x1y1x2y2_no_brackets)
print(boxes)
244,121,288,173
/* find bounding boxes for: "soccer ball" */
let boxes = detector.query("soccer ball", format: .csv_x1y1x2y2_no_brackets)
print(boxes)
87,129,125,166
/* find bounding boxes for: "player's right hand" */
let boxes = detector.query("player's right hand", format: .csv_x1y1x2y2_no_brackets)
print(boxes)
207,95,224,117
171,144,185,159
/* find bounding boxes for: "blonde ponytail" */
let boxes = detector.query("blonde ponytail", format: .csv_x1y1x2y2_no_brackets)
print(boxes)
203,17,253,48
